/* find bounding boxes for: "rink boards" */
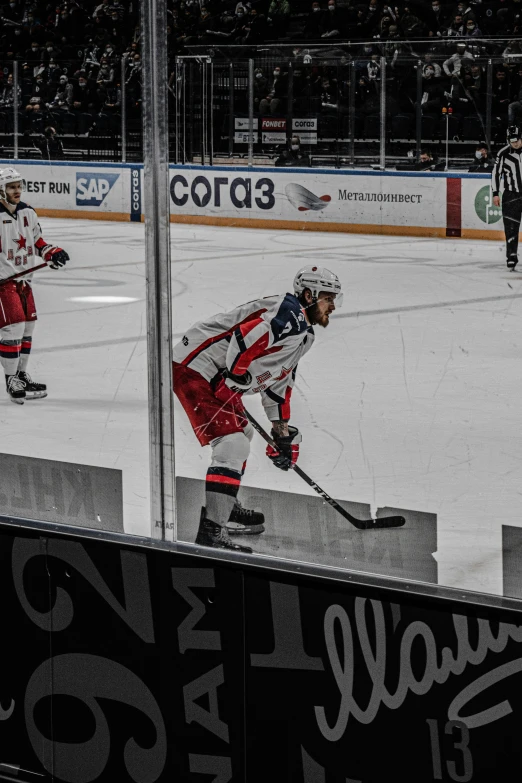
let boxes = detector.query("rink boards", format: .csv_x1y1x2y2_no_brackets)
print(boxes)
3,513,522,782
0,159,507,240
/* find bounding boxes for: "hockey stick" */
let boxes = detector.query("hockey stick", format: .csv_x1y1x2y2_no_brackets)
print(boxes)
0,262,48,287
244,409,406,531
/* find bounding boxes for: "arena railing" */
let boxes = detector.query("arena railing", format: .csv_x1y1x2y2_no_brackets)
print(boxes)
1,38,520,168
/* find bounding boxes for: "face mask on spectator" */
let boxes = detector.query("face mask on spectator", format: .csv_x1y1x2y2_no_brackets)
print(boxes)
47,46,53,52
475,150,483,158
14,28,20,34
432,4,439,10
467,22,474,29
10,3,16,8
291,144,299,150
79,80,86,87
31,45,38,51
364,46,372,53
328,3,335,9
274,69,280,76
256,72,263,78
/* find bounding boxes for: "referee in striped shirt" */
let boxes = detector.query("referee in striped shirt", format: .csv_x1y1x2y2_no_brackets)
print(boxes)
492,125,522,270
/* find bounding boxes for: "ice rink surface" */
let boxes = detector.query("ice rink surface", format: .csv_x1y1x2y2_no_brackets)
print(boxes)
6,216,522,597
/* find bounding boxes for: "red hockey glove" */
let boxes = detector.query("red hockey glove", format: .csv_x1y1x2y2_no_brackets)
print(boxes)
42,245,69,269
266,426,301,471
214,369,252,407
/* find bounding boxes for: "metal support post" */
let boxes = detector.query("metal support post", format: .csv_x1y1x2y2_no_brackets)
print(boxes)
379,56,386,170
201,60,206,165
416,59,422,161
141,0,176,540
349,60,355,166
13,60,19,160
228,62,234,157
248,58,254,167
121,54,127,163
486,59,493,153
209,60,214,166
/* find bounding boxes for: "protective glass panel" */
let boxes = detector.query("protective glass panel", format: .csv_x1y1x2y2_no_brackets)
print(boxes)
0,56,148,536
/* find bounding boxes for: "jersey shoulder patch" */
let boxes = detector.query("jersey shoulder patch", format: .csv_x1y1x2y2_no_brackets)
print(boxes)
270,293,307,342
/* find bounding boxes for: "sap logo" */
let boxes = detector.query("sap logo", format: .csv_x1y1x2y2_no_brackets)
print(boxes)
76,173,120,206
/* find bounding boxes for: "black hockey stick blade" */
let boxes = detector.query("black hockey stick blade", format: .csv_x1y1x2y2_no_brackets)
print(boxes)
244,410,406,531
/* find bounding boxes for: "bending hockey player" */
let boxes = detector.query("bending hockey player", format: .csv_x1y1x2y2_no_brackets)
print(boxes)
0,167,69,403
172,265,343,553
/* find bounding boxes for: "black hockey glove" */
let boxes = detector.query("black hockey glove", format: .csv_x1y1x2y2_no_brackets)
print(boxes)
43,246,69,269
266,426,301,471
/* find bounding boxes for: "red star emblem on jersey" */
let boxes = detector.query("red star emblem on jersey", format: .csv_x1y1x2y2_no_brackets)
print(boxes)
14,234,27,251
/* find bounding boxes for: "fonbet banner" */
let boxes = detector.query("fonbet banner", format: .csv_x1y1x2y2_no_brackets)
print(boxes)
169,168,447,231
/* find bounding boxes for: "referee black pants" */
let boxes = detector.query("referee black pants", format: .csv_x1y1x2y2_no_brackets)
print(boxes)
502,190,522,259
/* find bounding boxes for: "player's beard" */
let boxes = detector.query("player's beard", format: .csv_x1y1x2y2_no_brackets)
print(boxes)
308,303,330,328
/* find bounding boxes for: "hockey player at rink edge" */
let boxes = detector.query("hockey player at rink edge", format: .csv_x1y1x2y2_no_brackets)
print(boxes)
173,265,343,553
0,167,69,404
492,125,522,270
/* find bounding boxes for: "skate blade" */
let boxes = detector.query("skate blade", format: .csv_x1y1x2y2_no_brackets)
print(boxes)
227,522,265,535
25,391,47,399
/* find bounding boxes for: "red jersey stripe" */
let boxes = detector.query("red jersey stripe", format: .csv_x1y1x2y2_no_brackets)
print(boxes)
206,474,241,486
182,308,267,367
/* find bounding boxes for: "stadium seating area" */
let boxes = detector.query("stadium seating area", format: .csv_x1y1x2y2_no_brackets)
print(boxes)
1,0,522,166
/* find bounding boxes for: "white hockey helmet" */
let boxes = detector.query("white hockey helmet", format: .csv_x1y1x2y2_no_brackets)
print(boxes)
293,265,343,306
0,167,25,202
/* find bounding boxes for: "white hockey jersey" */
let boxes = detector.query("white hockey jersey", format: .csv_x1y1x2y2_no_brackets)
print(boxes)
0,201,46,282
172,293,316,421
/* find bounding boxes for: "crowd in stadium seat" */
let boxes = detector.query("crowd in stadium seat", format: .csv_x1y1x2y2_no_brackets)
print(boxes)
1,0,522,161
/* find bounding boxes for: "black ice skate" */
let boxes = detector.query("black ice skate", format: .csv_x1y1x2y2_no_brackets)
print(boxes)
5,374,25,405
507,254,519,271
196,508,253,553
16,371,47,399
227,499,265,535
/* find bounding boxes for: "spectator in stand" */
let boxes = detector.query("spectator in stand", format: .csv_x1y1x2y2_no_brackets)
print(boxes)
319,0,344,38
125,52,142,105
71,71,97,112
25,40,42,63
443,43,473,77
47,73,73,109
96,55,115,89
491,66,512,123
299,0,324,40
1,0,23,25
463,16,481,35
259,65,287,115
274,134,309,166
446,13,465,35
420,63,444,114
468,141,494,172
415,148,444,170
268,0,291,38
0,73,21,110
428,0,449,35
35,125,64,159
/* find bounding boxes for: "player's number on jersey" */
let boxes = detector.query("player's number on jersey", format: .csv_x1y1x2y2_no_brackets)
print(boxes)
426,719,473,781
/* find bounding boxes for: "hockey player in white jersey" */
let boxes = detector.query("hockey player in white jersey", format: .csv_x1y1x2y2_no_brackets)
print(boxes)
172,265,343,553
0,167,69,404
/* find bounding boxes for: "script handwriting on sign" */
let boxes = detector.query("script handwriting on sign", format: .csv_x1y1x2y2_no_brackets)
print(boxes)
314,598,522,741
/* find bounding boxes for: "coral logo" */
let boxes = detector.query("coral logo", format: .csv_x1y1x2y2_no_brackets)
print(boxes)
474,185,502,224
76,173,120,206
285,183,331,212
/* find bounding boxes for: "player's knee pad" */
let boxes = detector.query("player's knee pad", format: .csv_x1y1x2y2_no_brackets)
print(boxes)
210,431,251,474
0,322,25,342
